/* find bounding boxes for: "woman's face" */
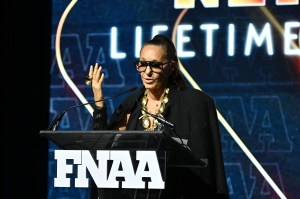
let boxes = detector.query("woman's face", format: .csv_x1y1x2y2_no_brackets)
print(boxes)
138,45,172,91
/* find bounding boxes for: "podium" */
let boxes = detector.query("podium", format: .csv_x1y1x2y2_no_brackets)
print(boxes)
40,130,206,198
40,130,205,167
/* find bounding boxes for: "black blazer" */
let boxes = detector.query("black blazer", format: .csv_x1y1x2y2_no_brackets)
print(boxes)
92,85,229,199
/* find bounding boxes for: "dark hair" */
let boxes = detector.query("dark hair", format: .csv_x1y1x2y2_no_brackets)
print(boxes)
141,34,186,89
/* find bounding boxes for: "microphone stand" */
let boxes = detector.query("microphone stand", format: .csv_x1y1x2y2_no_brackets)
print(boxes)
47,102,93,131
47,86,137,131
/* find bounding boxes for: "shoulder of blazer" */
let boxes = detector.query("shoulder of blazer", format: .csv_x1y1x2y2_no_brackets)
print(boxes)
178,87,214,103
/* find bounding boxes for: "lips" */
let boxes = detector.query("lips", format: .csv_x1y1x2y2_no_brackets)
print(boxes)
143,78,155,84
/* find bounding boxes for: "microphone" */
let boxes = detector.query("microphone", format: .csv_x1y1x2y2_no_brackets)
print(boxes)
47,86,137,130
142,108,175,130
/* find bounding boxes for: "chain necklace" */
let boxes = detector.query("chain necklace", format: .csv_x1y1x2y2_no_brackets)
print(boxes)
139,88,169,131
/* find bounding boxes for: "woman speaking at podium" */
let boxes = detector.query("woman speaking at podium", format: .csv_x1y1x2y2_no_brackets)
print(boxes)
88,34,229,199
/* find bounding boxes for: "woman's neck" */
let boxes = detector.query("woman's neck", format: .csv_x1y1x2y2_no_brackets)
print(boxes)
147,88,165,101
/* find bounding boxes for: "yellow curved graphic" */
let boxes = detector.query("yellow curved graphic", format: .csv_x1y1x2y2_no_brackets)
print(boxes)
55,0,94,115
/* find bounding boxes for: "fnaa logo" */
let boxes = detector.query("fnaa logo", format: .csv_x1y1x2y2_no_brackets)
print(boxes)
174,0,299,8
54,150,165,189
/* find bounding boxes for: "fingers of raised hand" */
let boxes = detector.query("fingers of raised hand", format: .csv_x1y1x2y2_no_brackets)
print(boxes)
88,63,104,86
85,65,95,86
95,66,102,81
85,63,103,86
88,64,94,79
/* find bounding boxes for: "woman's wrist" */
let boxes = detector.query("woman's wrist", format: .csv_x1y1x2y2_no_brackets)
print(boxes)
94,102,105,109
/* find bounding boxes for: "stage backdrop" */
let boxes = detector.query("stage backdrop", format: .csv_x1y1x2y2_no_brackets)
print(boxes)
48,0,300,198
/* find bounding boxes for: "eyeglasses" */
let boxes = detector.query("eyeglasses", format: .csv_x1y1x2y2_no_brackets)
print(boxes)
135,60,170,73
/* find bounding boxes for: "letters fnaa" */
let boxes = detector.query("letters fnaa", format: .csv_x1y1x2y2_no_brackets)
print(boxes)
54,150,165,189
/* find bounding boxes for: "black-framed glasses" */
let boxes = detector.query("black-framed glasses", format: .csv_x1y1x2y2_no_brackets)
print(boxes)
135,60,170,73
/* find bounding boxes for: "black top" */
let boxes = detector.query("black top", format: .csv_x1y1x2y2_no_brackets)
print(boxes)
92,85,229,199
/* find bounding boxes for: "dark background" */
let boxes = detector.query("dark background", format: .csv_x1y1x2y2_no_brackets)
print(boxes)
4,1,51,198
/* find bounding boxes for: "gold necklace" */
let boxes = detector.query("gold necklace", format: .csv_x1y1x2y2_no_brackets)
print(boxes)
139,88,169,131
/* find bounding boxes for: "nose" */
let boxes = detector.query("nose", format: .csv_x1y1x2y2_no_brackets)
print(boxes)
145,65,153,74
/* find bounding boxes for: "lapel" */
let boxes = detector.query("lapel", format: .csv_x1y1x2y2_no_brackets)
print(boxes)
163,84,181,117
123,86,145,130
108,86,144,129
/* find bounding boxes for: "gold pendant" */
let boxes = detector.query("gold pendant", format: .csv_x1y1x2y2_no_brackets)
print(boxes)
142,116,150,128
141,88,169,131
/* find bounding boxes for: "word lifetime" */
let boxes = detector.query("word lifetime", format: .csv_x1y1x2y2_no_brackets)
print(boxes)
54,150,165,189
174,0,299,8
108,22,300,59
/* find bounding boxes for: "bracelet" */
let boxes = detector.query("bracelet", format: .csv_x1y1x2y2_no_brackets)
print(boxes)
94,103,106,110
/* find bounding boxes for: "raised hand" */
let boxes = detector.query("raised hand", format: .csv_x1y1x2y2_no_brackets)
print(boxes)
88,63,105,107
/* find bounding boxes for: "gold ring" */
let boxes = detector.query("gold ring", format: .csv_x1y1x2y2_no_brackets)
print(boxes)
84,76,92,86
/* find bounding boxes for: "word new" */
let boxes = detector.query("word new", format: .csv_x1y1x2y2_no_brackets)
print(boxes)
54,150,165,189
174,0,299,8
